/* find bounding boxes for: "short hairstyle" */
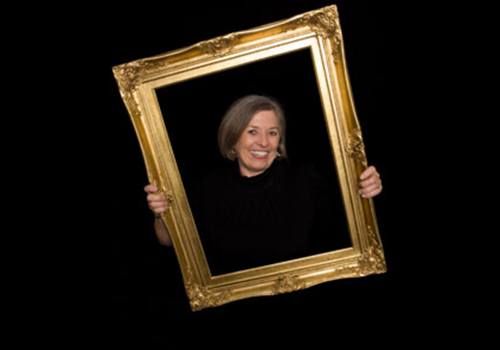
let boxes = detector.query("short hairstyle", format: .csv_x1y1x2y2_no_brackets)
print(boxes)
218,95,287,160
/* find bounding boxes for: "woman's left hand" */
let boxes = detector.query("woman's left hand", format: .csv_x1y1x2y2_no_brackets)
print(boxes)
359,165,382,198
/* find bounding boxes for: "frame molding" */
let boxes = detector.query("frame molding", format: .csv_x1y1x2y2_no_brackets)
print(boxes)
113,5,385,311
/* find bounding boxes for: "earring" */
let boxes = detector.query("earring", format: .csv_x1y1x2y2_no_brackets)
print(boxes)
276,151,281,158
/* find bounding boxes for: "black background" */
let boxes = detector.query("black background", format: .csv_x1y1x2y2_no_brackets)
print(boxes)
28,0,478,346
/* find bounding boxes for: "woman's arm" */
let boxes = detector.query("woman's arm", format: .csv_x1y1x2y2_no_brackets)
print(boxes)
154,216,172,246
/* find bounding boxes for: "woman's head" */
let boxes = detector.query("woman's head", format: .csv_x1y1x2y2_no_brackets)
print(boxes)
218,95,287,177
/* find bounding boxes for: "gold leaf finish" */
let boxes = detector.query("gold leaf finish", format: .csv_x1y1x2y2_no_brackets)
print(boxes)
291,6,342,61
113,59,167,94
165,191,174,206
346,128,368,167
112,63,142,120
271,274,306,295
197,34,238,57
358,225,387,275
113,59,168,120
185,268,232,311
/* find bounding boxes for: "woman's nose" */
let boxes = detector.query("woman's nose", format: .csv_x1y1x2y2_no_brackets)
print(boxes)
258,134,269,146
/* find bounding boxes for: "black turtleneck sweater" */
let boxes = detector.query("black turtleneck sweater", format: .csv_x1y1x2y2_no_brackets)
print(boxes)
196,160,350,275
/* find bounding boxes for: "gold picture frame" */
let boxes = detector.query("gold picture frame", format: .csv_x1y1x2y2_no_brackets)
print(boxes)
113,4,386,311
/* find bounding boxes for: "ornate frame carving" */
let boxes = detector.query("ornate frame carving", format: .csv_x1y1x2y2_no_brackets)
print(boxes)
113,5,385,311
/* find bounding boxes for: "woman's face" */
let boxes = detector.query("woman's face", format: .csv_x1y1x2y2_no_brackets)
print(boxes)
235,110,281,177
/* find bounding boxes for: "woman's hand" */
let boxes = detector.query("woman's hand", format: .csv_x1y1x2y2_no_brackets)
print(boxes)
359,166,382,198
145,184,172,246
144,184,169,215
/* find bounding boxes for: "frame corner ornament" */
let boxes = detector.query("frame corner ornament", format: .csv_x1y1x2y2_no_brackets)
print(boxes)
113,59,168,120
185,269,232,311
292,6,342,61
357,225,387,275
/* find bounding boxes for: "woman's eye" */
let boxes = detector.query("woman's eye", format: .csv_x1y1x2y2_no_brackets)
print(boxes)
248,129,257,135
270,131,278,136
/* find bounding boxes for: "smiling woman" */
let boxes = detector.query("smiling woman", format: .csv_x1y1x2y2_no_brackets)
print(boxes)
199,95,336,274
219,95,285,177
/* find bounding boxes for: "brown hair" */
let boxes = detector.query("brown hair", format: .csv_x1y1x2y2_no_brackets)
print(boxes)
218,95,287,160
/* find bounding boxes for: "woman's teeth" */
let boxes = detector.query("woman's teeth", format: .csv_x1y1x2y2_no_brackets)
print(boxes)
251,151,269,157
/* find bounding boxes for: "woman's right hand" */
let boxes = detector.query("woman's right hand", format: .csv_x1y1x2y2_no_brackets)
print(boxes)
144,184,168,215
145,183,172,246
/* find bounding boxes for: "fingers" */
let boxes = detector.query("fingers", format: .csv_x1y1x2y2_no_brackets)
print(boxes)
359,165,376,180
145,183,169,214
144,183,158,193
359,174,379,189
359,166,382,199
359,183,382,198
149,199,168,214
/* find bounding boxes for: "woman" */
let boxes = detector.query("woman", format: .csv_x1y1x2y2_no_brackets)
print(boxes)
145,95,382,274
